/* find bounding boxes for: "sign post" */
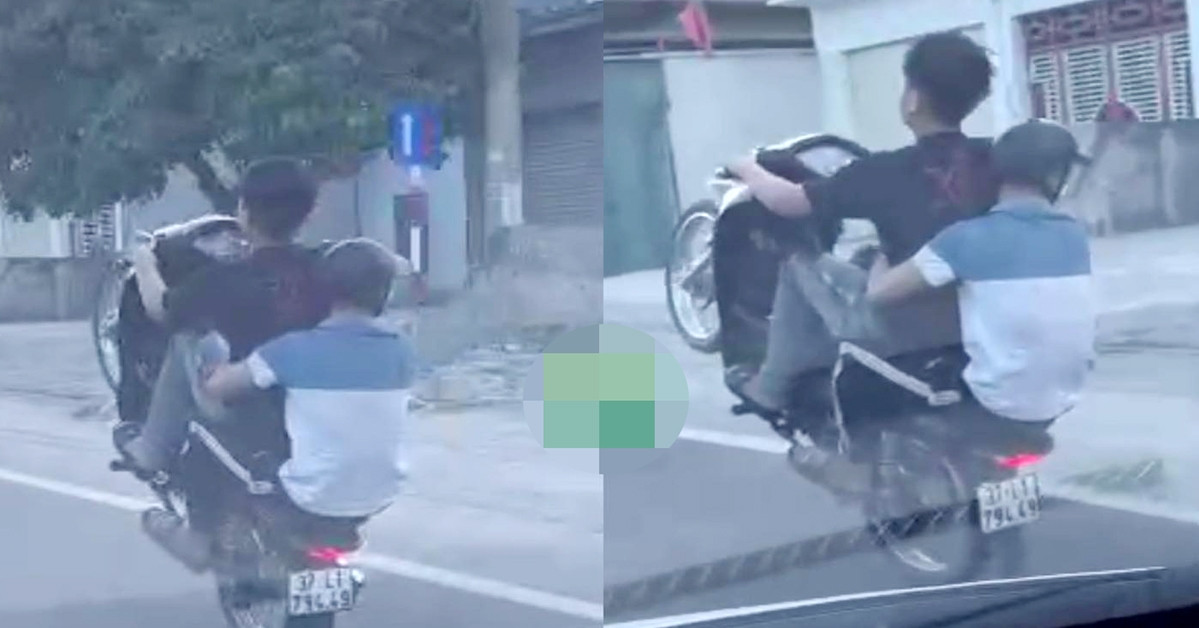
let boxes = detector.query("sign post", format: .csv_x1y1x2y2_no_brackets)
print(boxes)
389,103,444,305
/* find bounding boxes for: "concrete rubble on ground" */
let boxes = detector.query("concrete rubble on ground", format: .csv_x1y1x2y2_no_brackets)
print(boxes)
0,314,561,417
413,342,539,408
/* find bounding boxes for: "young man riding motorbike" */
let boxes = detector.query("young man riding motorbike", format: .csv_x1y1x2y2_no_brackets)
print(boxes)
117,157,332,569
724,31,998,471
867,119,1096,428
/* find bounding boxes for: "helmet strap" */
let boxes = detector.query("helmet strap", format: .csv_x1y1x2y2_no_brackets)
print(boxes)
1040,167,1069,204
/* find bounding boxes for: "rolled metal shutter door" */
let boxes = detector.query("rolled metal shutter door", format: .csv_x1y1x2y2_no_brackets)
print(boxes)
522,103,603,224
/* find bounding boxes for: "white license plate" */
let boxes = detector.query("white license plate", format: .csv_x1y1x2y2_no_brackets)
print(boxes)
288,567,357,616
976,473,1042,534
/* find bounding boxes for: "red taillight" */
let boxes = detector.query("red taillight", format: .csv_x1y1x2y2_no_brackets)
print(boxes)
997,453,1045,469
307,546,352,566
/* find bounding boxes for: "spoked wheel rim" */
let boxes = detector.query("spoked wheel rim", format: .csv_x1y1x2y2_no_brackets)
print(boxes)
871,439,976,577
217,518,289,628
97,309,120,388
92,265,130,392
668,210,719,344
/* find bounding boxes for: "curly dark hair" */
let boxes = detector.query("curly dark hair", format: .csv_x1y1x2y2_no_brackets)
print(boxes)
237,157,318,240
903,31,994,126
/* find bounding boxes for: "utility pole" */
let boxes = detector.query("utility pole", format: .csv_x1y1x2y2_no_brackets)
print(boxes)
478,0,524,247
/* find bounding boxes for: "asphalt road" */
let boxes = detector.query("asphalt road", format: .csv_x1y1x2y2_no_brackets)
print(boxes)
604,283,1199,625
0,385,602,628
0,482,587,628
604,439,1199,624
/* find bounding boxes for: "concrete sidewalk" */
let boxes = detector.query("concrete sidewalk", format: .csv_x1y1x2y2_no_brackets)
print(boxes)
605,222,1199,334
0,306,542,414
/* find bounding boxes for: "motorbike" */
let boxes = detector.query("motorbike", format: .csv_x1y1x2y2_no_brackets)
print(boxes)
665,136,875,354
99,215,367,628
678,133,1055,584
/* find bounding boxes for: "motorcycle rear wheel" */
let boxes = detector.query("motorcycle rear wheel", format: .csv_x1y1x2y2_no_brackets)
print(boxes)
214,512,339,628
666,201,721,353
215,514,293,628
866,434,990,586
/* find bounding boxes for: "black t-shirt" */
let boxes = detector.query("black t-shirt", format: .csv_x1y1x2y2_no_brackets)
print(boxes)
160,244,332,462
805,131,998,263
804,131,999,357
162,244,332,360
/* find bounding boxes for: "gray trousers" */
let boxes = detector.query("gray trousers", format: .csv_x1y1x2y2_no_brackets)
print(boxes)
130,332,231,471
756,253,961,409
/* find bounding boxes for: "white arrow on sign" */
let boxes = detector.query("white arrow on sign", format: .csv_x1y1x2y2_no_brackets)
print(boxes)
401,112,415,157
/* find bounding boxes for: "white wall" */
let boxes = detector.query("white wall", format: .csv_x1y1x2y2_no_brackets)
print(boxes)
0,213,67,258
845,26,993,151
117,150,469,292
1,145,470,291
806,0,991,141
662,50,823,210
125,167,215,237
801,0,1199,145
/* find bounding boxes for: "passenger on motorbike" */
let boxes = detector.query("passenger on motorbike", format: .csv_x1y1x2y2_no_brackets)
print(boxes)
866,119,1096,427
198,238,416,528
724,32,998,425
117,157,331,567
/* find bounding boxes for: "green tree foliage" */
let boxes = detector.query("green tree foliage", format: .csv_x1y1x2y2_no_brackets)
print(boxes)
0,0,479,217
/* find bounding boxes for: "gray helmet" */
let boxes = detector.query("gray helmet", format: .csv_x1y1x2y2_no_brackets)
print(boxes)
992,119,1091,202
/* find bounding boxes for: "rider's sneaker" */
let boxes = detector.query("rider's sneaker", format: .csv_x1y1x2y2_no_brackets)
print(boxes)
787,441,870,497
111,422,141,451
117,433,171,478
141,508,212,573
724,365,783,418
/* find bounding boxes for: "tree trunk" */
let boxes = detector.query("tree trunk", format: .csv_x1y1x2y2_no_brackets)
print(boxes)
184,152,237,215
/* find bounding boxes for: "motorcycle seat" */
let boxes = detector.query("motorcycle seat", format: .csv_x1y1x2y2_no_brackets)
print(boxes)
899,410,1055,457
251,496,366,552
292,519,365,552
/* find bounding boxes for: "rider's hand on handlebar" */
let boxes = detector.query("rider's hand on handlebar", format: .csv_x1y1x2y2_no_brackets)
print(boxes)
725,154,759,180
130,241,157,272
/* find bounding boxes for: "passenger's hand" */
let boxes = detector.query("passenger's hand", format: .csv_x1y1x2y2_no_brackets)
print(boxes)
394,254,414,276
849,245,882,271
130,242,157,272
726,155,758,179
196,332,231,369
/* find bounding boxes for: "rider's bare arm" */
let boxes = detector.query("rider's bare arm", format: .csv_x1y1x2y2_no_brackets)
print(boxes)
869,238,961,304
866,259,933,304
202,363,256,403
731,160,814,217
132,244,168,323
729,151,890,221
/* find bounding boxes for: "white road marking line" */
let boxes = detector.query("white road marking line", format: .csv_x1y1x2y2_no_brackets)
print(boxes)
680,427,788,454
0,466,603,622
0,467,156,511
607,566,1166,628
358,554,602,621
676,427,1199,526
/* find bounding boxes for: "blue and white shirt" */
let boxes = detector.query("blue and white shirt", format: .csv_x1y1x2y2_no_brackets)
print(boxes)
246,315,416,517
911,197,1096,422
